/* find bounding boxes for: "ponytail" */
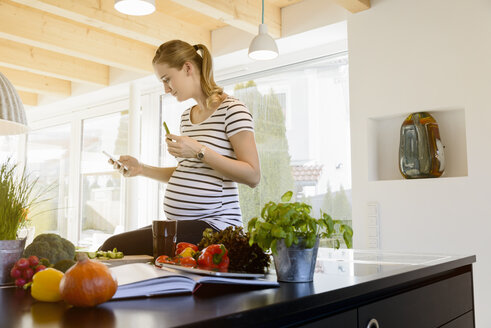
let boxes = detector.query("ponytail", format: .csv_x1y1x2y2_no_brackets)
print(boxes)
193,44,223,108
153,40,223,109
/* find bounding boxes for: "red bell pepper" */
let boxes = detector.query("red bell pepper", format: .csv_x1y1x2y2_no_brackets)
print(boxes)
175,242,199,256
156,255,176,265
197,244,229,271
176,256,197,268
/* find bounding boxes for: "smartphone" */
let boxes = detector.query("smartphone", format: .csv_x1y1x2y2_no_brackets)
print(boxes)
163,121,172,141
102,151,128,171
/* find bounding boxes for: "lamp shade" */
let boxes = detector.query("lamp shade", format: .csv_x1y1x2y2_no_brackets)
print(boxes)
0,72,28,136
114,0,155,16
248,24,279,61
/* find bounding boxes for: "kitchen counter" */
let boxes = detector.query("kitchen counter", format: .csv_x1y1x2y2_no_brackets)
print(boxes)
0,249,476,328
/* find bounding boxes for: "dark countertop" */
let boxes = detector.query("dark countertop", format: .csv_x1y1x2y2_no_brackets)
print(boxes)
0,249,476,328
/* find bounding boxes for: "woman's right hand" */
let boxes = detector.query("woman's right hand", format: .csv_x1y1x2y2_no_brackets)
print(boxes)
108,155,143,177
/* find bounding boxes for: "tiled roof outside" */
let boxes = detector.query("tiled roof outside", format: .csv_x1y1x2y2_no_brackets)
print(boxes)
291,164,323,183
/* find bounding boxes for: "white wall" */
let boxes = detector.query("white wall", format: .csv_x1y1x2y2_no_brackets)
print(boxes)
348,0,491,326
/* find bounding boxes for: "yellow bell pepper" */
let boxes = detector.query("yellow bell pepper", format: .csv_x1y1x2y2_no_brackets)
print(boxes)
178,247,196,258
31,268,64,302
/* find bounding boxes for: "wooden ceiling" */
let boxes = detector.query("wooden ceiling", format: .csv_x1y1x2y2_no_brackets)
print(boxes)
0,0,369,107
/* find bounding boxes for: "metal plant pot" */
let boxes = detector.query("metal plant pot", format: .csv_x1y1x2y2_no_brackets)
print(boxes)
0,238,26,285
273,237,319,282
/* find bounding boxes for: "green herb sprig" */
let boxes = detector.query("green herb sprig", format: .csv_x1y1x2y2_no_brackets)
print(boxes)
248,191,353,254
0,158,55,240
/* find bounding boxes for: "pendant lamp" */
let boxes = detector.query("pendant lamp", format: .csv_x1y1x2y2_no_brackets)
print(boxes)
248,0,279,60
114,0,155,16
0,72,28,136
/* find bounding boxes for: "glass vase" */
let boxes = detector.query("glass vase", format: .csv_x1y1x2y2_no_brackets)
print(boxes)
399,112,445,179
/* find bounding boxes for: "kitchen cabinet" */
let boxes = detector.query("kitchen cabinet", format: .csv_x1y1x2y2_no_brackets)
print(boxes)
301,309,358,327
297,268,473,328
357,272,473,327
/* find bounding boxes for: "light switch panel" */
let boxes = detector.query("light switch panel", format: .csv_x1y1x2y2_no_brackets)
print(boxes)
367,226,378,237
368,238,378,248
367,216,378,227
367,202,378,217
367,202,380,249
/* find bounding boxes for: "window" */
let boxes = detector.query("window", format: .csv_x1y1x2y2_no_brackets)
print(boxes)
79,112,129,248
25,125,70,239
21,48,351,249
0,135,22,163
223,53,352,246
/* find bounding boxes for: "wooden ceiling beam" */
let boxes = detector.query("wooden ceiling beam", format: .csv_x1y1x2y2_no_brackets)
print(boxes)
333,0,370,13
172,0,281,38
0,39,109,86
17,90,38,107
0,1,155,73
9,0,211,48
269,0,303,7
0,66,71,96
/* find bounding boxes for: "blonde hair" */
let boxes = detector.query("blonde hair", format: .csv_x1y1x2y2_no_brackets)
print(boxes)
153,40,223,109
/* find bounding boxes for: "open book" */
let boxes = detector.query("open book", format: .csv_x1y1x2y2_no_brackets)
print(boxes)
110,263,279,300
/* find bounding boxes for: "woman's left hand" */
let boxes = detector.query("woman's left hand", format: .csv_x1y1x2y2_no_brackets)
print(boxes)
166,134,202,158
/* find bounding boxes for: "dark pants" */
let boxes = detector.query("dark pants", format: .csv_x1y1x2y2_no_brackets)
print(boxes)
98,220,218,256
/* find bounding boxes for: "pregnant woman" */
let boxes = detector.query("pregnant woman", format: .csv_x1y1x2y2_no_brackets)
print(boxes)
99,39,260,255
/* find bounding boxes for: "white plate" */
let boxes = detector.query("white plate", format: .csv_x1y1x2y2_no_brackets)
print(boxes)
155,262,266,279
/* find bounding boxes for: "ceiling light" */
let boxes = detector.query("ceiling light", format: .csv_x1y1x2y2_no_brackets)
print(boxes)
114,0,155,16
248,0,279,60
0,72,28,136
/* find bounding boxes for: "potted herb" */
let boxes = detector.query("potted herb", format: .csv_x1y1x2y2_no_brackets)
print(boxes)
0,158,53,285
248,191,353,282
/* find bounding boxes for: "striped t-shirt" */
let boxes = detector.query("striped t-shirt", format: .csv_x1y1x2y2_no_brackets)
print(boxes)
163,96,254,231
